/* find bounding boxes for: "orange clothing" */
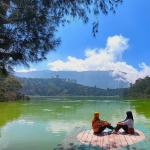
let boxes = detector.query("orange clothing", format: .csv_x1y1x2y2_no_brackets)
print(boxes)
92,118,110,132
94,112,99,118
128,128,134,134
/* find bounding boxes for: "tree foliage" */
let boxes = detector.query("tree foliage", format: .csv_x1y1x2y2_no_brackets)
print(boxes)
0,0,123,75
0,75,29,101
121,76,150,99
17,76,124,96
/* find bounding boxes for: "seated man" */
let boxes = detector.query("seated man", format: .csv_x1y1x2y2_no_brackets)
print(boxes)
92,112,114,134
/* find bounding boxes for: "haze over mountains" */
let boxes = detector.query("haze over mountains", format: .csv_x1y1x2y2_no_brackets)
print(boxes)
15,70,129,89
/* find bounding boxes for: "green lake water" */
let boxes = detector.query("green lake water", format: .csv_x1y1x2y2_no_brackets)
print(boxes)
0,96,150,150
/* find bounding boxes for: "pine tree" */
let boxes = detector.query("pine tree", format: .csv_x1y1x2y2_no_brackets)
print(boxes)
0,0,123,75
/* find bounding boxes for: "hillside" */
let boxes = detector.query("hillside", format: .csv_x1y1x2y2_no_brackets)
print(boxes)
122,76,150,99
0,75,30,102
17,77,125,96
15,70,129,89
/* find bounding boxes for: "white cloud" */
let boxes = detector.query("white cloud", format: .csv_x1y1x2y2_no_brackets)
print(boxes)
14,68,36,72
47,35,150,83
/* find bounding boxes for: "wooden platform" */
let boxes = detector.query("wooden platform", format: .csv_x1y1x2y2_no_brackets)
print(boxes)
54,126,150,150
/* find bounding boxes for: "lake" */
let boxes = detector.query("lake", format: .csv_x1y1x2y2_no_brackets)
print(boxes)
0,96,150,150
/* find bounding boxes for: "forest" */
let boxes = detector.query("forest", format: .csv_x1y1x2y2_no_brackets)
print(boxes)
121,76,150,99
0,75,30,102
15,70,129,89
1,75,150,101
17,76,124,96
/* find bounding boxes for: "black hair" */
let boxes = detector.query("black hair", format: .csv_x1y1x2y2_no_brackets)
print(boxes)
126,111,134,120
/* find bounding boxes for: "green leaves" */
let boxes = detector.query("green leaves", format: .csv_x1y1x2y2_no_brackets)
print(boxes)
17,76,124,96
122,76,150,99
0,0,123,75
0,75,25,101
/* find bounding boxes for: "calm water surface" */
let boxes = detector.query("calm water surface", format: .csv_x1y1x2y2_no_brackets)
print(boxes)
0,97,150,150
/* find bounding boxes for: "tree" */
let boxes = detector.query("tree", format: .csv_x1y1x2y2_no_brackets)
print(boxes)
16,76,124,96
74,79,77,83
0,0,61,75
0,75,26,101
0,0,123,75
121,76,150,98
56,75,59,79
4,76,22,92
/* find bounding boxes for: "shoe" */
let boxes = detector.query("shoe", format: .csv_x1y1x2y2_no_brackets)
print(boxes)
111,130,118,134
93,132,98,135
108,131,112,135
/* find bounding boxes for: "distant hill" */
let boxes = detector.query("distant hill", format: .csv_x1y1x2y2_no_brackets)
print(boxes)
122,76,150,99
17,77,125,96
15,70,129,89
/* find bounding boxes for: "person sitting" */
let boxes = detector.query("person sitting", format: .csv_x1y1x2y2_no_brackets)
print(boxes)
92,112,114,134
112,111,134,134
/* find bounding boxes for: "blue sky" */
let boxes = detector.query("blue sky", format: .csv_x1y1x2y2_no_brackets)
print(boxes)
15,0,150,83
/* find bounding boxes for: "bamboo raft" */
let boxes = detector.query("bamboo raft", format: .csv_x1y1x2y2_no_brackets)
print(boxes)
54,126,150,150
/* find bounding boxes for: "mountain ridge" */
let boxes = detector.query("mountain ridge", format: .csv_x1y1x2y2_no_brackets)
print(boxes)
15,70,129,89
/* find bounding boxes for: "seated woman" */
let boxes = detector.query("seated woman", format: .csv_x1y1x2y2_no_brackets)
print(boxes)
112,111,134,134
92,112,114,134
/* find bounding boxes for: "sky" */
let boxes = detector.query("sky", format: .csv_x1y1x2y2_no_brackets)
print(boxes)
15,0,150,83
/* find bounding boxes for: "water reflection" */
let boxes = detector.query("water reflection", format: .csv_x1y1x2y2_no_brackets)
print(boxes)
0,102,21,128
0,101,29,150
130,99,150,119
19,97,129,124
0,97,150,150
